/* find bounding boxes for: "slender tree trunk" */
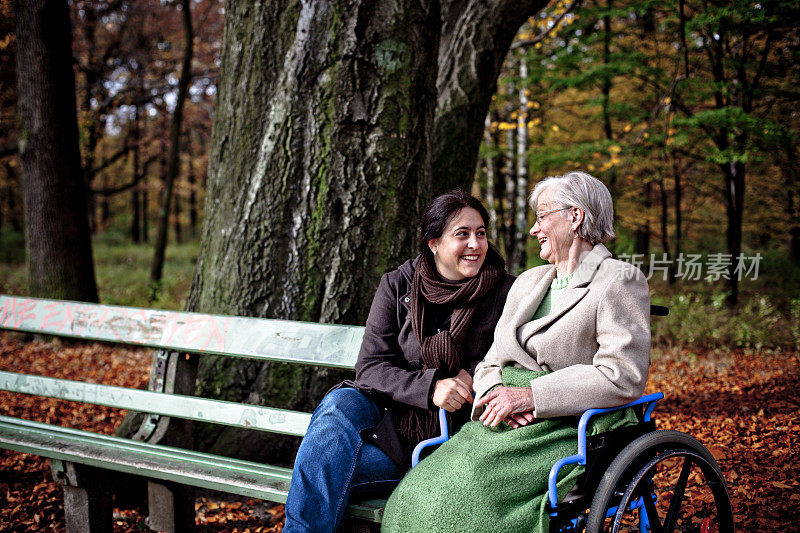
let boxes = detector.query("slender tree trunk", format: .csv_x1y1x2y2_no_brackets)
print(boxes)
780,140,800,264
601,5,613,141
657,176,672,279
77,7,105,236
634,181,651,258
188,131,199,237
503,107,517,264
671,156,682,284
173,173,182,244
721,158,745,307
14,0,98,302
142,186,149,243
483,114,498,242
513,56,529,272
131,106,142,243
151,0,193,283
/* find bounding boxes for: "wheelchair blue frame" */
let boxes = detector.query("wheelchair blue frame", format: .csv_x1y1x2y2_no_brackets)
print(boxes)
410,391,664,527
546,392,663,509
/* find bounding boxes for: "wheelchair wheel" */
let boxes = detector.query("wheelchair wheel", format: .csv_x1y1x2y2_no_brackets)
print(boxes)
586,430,734,533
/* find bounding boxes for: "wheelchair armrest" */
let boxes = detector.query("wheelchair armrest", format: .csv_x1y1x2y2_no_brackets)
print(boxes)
411,407,450,467
546,392,664,510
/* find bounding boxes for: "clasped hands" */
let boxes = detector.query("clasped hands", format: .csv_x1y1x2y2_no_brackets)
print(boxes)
474,386,536,428
433,372,536,429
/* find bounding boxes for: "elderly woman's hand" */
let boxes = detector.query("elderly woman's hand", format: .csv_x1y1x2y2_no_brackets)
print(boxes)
475,386,535,427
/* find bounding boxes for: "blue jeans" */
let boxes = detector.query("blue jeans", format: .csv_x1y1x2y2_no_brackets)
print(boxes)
283,387,405,533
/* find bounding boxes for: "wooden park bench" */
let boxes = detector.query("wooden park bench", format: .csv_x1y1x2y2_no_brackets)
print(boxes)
0,294,383,532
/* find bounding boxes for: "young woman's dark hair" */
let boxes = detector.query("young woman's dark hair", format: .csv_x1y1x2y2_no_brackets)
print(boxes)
419,190,491,257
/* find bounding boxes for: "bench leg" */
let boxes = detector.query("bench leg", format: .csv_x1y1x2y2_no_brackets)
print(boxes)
147,480,196,532
63,484,113,532
50,461,113,533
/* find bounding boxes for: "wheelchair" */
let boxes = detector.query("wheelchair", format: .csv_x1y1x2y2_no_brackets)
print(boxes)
411,306,734,533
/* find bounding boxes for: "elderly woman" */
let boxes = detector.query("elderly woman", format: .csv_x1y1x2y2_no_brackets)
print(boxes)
382,171,651,533
283,191,515,533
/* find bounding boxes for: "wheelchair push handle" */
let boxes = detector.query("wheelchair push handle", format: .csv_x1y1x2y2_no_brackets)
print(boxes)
411,407,451,467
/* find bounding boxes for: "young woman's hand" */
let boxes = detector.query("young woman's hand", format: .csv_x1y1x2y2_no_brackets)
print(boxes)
474,386,535,427
432,369,473,412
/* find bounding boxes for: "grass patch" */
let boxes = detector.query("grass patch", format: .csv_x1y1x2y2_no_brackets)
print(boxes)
0,229,198,311
3,227,800,348
647,249,800,350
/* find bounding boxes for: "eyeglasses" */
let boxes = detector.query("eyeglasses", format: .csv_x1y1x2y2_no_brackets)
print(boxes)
534,207,571,224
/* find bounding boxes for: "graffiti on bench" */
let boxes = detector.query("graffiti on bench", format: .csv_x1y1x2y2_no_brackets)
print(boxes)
0,296,364,368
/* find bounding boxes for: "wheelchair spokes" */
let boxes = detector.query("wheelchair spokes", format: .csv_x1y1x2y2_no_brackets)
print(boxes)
588,430,734,533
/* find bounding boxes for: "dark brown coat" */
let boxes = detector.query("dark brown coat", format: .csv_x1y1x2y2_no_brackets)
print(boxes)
351,256,515,463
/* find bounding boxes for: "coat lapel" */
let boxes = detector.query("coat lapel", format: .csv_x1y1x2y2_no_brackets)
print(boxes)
510,266,556,329
516,244,613,341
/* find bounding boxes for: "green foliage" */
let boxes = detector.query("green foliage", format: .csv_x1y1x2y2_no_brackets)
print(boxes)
0,230,198,311
649,250,800,350
94,238,198,310
651,285,799,350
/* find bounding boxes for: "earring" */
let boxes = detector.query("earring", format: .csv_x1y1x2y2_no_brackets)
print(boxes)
433,249,438,256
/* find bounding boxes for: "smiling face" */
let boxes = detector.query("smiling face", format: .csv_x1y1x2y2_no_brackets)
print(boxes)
428,207,488,281
530,187,572,265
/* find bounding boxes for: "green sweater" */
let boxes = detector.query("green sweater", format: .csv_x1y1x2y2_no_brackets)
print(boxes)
531,272,574,320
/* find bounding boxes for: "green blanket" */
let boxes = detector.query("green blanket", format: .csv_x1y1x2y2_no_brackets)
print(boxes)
381,367,637,533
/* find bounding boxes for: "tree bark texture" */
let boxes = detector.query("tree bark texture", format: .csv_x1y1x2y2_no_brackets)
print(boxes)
186,0,440,463
14,0,99,302
431,0,548,195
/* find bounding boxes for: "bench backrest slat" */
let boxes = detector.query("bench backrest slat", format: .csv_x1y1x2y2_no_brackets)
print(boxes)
0,296,364,369
0,371,311,436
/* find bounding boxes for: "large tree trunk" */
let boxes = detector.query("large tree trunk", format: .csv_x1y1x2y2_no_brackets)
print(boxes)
14,0,99,302
185,0,440,463
431,0,549,194
179,0,549,464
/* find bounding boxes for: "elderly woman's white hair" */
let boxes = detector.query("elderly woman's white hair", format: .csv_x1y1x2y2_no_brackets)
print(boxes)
529,171,615,245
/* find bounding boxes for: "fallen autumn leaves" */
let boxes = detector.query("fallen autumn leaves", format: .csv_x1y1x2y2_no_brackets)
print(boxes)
1,332,797,531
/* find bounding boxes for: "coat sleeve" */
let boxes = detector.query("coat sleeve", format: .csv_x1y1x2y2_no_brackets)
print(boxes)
354,273,439,410
530,265,651,418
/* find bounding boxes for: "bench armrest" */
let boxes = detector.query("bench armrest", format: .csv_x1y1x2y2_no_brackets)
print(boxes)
411,408,450,467
546,392,664,509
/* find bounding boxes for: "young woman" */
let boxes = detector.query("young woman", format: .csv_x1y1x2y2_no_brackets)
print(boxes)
282,191,515,532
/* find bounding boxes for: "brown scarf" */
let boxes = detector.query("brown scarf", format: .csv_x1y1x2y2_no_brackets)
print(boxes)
394,246,505,445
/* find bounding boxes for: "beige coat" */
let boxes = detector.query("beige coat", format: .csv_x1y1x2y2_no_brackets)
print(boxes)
471,244,651,420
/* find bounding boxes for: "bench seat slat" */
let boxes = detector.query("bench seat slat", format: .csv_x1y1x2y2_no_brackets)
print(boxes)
0,296,364,369
0,416,384,520
0,371,311,436
0,415,294,481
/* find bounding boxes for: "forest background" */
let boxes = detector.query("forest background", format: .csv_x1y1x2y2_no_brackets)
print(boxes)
0,0,799,530
1,0,798,348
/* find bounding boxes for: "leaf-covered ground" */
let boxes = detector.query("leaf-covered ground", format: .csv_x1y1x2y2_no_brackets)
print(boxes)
0,332,797,531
